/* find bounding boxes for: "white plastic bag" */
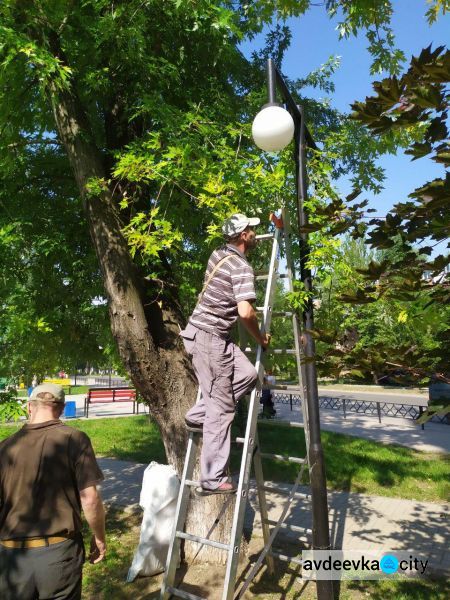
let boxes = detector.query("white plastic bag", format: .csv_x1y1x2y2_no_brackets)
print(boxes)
127,462,180,581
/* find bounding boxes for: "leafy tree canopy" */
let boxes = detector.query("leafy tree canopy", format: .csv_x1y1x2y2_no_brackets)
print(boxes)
350,45,449,334
0,0,447,387
314,44,450,389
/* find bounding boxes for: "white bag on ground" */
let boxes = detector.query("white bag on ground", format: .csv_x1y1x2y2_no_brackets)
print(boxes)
127,462,180,581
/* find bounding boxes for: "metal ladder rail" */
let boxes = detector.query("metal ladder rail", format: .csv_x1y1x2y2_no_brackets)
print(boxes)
235,460,308,599
282,206,310,447
233,208,315,595
161,388,202,600
252,221,286,577
234,435,313,598
221,223,283,600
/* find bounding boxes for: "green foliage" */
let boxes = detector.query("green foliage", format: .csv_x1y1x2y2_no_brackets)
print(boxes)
347,45,450,392
313,236,449,385
0,0,447,391
417,403,450,424
351,46,450,275
286,280,311,311
0,388,27,423
326,0,406,75
0,174,114,382
425,0,450,24
123,208,183,259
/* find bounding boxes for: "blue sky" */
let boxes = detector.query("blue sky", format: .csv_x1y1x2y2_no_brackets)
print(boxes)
240,1,449,240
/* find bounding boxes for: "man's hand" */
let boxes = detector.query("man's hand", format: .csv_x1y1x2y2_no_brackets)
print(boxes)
260,333,271,349
238,301,273,348
80,485,106,565
89,535,106,564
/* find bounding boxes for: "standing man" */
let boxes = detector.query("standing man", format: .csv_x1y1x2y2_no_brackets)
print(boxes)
181,213,270,495
0,383,106,599
261,369,277,418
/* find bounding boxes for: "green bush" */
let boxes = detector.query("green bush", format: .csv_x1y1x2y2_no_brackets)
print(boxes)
0,388,27,422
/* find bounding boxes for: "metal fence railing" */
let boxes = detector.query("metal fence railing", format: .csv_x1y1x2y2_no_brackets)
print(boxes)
273,392,449,425
92,377,131,388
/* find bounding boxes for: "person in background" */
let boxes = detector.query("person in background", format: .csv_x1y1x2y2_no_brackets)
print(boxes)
261,369,277,417
0,383,106,600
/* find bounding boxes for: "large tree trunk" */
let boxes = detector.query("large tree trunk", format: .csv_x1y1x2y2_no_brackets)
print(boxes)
50,78,236,562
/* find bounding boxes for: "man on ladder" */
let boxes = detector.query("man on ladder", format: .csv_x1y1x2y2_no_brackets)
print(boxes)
180,213,270,495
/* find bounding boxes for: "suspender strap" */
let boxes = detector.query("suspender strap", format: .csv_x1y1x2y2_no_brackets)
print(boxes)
196,254,235,306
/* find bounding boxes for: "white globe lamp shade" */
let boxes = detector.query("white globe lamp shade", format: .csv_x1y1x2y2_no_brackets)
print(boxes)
252,105,295,152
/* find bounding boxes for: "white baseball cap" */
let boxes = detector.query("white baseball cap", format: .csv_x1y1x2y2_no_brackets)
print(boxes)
30,383,65,403
222,213,260,238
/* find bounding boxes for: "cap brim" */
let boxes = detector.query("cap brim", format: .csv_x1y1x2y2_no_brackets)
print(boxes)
248,217,260,227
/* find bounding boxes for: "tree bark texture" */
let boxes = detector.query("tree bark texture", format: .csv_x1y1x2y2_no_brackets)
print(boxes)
50,80,237,562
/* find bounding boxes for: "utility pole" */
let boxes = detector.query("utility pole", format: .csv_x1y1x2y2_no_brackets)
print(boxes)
265,58,334,600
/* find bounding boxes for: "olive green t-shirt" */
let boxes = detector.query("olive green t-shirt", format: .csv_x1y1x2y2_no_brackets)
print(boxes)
0,420,104,539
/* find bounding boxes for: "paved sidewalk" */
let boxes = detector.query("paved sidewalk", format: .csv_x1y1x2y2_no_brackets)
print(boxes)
98,458,450,576
268,402,450,453
271,402,450,454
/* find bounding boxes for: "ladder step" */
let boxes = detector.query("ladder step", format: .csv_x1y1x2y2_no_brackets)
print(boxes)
263,518,312,534
166,586,206,600
244,347,296,355
268,550,303,566
184,479,201,487
176,531,229,551
255,307,292,316
265,385,303,392
256,233,275,241
255,273,288,281
259,453,306,464
261,484,311,500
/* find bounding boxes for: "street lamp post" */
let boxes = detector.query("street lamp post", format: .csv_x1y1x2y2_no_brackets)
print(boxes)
253,59,334,600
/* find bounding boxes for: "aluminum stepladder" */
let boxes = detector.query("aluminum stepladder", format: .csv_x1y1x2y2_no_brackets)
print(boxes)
161,209,317,600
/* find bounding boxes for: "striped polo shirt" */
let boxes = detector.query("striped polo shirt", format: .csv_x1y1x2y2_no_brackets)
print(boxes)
190,244,256,338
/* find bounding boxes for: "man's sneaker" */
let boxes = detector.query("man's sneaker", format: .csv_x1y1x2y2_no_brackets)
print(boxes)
185,419,203,433
195,481,237,496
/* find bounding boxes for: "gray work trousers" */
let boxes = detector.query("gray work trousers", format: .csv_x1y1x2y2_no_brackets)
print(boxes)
181,324,258,490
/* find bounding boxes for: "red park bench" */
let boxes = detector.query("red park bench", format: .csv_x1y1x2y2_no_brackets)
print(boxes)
84,387,139,418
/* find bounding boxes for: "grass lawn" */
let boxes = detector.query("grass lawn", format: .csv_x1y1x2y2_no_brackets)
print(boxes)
80,509,449,599
1,417,448,598
66,385,90,394
252,421,449,503
1,416,448,502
